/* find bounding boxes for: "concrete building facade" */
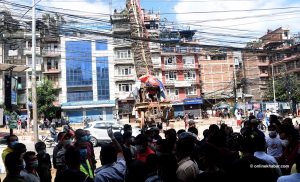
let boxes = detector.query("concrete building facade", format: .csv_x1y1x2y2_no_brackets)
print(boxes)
60,35,115,123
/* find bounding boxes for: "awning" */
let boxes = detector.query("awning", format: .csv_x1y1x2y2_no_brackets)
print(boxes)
0,63,29,72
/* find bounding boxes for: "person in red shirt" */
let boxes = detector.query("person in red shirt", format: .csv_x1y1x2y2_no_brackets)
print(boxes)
135,134,154,162
278,124,300,175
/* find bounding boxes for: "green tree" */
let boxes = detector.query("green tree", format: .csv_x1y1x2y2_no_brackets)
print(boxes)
0,10,19,33
264,74,300,103
36,79,59,119
42,13,66,35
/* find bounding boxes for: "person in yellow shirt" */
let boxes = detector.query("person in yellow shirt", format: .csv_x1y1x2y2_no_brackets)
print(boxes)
1,135,19,166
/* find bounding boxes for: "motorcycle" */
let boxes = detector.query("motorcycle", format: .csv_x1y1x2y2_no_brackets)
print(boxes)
175,114,184,121
202,111,209,119
188,113,195,120
39,134,57,148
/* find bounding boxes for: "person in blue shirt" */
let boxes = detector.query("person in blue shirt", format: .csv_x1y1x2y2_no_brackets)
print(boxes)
256,110,264,122
277,154,300,182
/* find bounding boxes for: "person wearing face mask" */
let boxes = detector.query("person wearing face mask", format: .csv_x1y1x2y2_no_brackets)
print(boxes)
35,142,51,182
20,151,40,182
266,125,283,158
135,134,155,163
278,124,300,175
3,152,25,182
78,144,94,179
2,135,19,166
74,129,96,171
55,133,73,179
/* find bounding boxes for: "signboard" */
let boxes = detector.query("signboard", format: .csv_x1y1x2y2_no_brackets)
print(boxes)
281,102,290,110
266,103,279,111
8,50,18,57
11,77,17,105
0,109,3,126
8,111,18,129
183,97,203,105
253,103,261,109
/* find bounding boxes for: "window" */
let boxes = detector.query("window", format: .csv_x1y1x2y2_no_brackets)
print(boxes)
183,56,195,65
97,57,110,100
184,71,196,80
116,50,131,59
29,74,41,81
96,40,108,50
185,87,197,95
118,66,132,76
165,71,177,80
67,91,93,102
166,88,179,96
28,57,42,65
119,84,132,92
66,41,93,87
164,56,176,65
47,59,58,70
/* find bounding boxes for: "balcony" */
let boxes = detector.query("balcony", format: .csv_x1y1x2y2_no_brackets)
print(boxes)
24,47,40,56
183,64,198,70
165,80,193,87
168,95,179,101
43,37,60,42
111,14,129,21
113,25,131,33
184,80,199,85
115,75,136,82
24,32,40,39
153,64,161,69
114,58,134,64
163,64,177,70
149,43,160,52
43,68,61,74
42,49,60,57
26,64,42,72
114,40,132,48
258,61,269,67
165,80,176,86
259,73,269,77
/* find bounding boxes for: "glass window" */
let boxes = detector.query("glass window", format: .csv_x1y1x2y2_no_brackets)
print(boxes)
97,57,110,100
167,88,179,95
116,50,131,59
165,71,177,80
96,40,108,50
66,41,93,87
184,71,196,80
183,56,195,65
119,84,132,92
67,91,93,102
164,56,176,65
185,87,197,95
118,66,132,76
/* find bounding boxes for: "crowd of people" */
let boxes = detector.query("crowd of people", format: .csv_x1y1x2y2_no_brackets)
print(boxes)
0,113,300,182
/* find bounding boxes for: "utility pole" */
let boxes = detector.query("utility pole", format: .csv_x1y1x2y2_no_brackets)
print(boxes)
32,0,38,143
271,64,276,103
109,0,112,15
233,65,237,104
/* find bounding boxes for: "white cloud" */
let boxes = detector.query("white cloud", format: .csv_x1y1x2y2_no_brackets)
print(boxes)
40,0,110,17
173,0,300,46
